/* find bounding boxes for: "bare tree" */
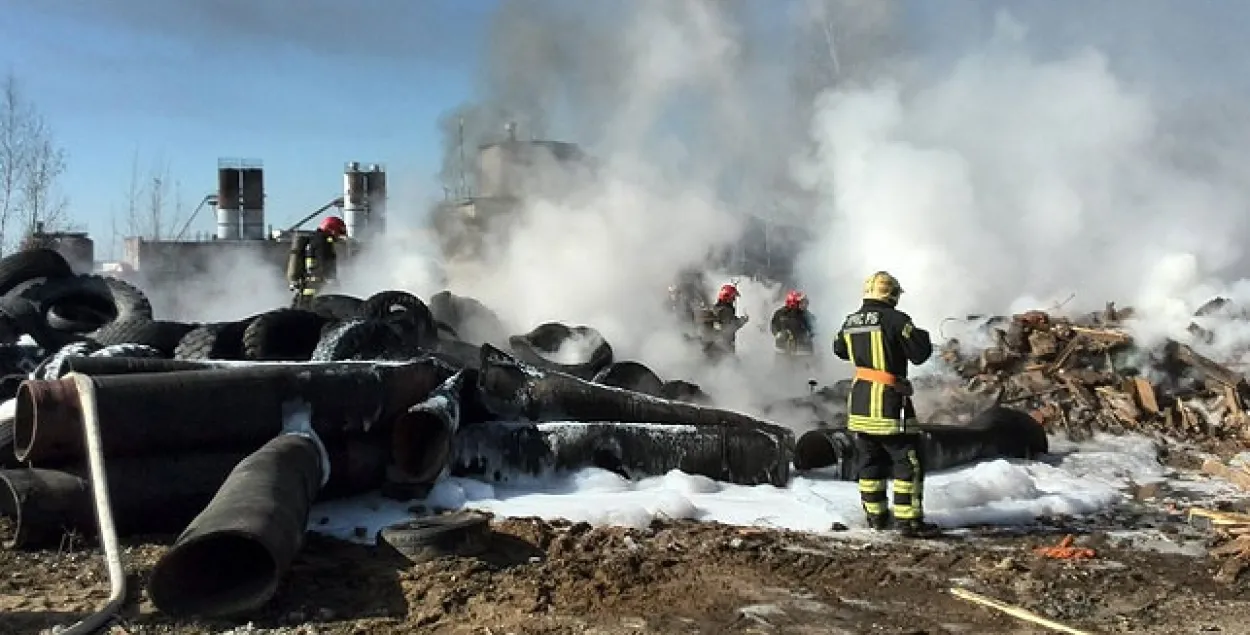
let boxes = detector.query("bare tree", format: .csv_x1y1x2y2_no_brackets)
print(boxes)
119,151,182,241
0,73,69,252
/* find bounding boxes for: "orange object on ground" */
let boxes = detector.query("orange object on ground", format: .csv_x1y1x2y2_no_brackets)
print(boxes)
1033,535,1096,560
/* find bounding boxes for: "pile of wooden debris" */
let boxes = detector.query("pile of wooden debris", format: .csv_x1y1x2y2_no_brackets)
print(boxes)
934,302,1250,446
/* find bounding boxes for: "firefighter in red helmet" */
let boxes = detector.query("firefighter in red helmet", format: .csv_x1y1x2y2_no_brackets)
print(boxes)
770,289,816,357
698,283,749,361
287,216,348,308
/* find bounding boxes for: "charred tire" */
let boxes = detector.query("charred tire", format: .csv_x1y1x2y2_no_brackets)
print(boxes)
21,274,153,328
173,320,252,360
376,511,493,564
89,319,197,357
592,361,664,396
0,248,73,297
428,290,506,345
0,296,83,351
309,294,365,321
508,322,614,380
242,309,329,361
310,319,405,362
359,291,436,344
90,343,165,359
45,302,113,333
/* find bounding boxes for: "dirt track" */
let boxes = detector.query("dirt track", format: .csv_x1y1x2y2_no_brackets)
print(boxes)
2,504,1249,635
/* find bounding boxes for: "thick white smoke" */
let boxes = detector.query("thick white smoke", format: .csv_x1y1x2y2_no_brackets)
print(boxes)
795,11,1250,361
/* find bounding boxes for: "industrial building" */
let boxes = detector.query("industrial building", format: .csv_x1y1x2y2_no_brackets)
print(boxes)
114,159,390,285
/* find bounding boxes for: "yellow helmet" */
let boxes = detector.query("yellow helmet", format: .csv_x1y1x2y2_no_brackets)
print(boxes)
863,271,903,306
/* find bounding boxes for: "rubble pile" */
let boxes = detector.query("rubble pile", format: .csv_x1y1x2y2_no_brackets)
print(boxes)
935,302,1250,449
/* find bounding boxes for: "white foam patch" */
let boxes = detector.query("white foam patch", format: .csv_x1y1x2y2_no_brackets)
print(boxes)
309,430,1171,543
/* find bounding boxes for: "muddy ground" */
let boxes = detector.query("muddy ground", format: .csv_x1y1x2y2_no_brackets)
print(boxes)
1,490,1249,635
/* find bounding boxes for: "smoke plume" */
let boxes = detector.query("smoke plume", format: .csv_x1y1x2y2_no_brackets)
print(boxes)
357,1,1250,424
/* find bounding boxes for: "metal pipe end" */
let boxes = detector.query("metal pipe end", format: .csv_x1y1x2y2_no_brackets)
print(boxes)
390,409,453,484
14,378,82,463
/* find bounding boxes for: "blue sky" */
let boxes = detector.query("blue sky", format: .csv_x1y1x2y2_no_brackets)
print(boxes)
0,0,1242,254
0,0,496,248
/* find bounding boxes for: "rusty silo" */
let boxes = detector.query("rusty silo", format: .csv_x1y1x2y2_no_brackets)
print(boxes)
239,161,265,240
365,164,387,237
342,161,369,238
216,162,242,240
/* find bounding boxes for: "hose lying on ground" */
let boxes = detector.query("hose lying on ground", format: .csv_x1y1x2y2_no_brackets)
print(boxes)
13,359,454,464
147,432,325,618
792,405,1049,477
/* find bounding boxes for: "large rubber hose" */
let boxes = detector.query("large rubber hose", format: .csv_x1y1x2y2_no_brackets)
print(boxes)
507,322,614,380
57,356,220,377
147,434,324,618
479,344,793,437
0,452,252,548
391,371,465,484
591,361,664,396
0,248,73,296
0,468,92,549
792,406,1050,477
14,359,453,464
450,418,791,486
475,346,793,485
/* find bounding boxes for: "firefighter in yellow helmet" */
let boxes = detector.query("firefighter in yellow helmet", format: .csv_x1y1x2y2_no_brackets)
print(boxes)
833,271,939,538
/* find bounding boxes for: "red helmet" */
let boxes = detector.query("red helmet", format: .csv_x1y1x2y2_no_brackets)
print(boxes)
319,216,347,237
717,284,739,303
785,290,807,309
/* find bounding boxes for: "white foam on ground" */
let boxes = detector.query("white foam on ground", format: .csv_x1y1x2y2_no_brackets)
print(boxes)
310,430,1181,543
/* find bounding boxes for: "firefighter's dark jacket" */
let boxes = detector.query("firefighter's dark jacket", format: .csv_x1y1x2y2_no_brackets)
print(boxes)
288,229,338,284
832,299,933,435
770,307,815,351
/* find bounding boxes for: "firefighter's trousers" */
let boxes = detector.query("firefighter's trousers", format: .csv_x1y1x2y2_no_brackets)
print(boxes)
854,432,925,525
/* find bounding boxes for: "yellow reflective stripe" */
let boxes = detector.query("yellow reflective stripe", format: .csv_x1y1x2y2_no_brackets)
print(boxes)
842,333,855,364
894,480,915,494
869,329,885,419
847,414,903,435
858,479,886,493
863,501,886,515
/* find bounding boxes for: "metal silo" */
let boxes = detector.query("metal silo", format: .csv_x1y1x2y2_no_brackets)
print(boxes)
342,161,368,238
239,160,265,240
216,161,242,240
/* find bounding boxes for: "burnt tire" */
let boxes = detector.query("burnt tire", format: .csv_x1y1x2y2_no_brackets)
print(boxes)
592,361,664,396
21,274,153,328
89,319,196,357
428,290,506,345
242,309,329,361
45,302,113,334
0,296,83,351
376,510,493,564
310,319,406,362
435,320,459,340
508,322,614,380
173,320,253,360
359,291,436,344
0,249,73,297
309,294,365,321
